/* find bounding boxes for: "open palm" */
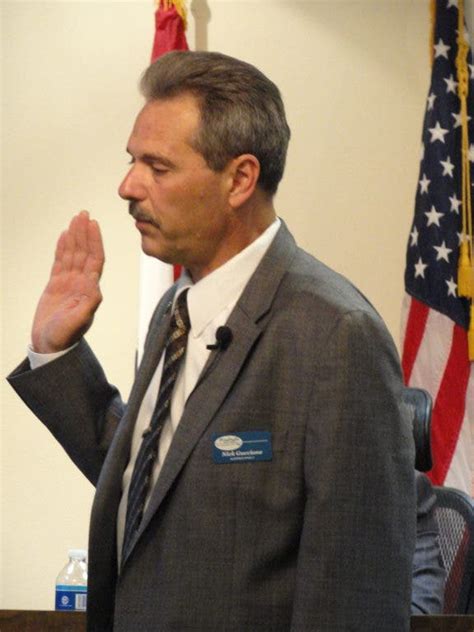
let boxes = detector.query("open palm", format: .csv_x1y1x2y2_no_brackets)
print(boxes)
32,211,105,353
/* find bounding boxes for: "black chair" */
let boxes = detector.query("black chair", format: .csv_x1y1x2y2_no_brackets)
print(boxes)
433,485,474,613
403,387,433,472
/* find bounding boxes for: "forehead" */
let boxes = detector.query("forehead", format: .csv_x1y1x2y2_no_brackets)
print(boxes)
129,94,201,151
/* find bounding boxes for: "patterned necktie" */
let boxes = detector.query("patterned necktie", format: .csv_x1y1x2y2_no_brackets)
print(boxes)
122,289,190,563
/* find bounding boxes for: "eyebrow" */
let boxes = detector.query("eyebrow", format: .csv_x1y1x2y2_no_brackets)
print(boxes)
126,148,176,169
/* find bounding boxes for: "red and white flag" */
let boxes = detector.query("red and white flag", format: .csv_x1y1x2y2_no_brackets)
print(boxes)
137,1,188,362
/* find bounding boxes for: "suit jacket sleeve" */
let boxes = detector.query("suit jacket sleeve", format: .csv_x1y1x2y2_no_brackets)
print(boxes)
7,339,124,486
290,309,416,631
411,472,446,614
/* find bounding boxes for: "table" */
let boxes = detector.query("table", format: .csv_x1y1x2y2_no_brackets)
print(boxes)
411,616,474,631
1,611,474,631
0,610,86,631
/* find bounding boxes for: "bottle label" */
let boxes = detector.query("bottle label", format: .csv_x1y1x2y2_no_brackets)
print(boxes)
55,585,87,611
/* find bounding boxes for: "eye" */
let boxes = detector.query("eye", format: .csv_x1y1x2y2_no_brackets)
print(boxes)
151,165,169,175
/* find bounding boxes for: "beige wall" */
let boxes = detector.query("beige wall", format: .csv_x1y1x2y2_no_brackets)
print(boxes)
2,0,473,610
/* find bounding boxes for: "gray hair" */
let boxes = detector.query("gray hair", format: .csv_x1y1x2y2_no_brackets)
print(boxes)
140,51,290,196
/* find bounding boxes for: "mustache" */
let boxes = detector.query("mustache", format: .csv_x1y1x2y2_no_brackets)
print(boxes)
128,202,159,228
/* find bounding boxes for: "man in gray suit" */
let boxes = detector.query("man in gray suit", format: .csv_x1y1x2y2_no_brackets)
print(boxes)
8,51,415,631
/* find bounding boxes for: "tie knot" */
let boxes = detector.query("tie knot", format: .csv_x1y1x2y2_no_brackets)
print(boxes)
173,289,190,334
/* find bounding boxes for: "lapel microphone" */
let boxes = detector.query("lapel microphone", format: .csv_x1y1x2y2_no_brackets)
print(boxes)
206,326,233,351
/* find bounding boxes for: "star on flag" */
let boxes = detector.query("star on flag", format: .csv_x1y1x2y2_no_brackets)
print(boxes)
428,121,450,143
425,205,444,226
434,38,451,59
433,241,453,262
440,155,455,177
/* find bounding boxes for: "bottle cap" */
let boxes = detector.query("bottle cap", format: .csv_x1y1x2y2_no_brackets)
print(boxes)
68,549,87,561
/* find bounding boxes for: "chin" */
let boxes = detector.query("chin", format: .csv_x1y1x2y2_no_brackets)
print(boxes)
141,246,167,262
140,238,175,265
139,235,160,257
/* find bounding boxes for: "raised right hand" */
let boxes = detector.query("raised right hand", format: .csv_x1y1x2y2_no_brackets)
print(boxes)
31,211,105,354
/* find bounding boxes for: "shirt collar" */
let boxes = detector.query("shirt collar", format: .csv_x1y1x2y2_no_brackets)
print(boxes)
175,218,280,338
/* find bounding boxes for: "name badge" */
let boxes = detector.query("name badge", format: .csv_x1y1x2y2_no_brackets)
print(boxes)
212,431,272,464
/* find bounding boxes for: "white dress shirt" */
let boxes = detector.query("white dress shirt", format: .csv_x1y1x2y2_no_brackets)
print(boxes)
28,218,280,567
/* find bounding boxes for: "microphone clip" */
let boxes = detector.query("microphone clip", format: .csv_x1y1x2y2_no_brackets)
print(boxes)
206,326,233,351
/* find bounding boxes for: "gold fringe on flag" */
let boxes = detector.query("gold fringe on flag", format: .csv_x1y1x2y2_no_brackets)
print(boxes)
468,305,474,360
157,0,188,29
454,0,474,358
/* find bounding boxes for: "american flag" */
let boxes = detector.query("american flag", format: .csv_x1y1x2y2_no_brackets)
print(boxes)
401,0,474,494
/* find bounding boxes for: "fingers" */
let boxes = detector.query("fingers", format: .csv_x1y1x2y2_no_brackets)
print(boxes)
61,218,76,272
84,218,105,279
50,230,67,276
72,211,90,270
54,211,104,277
60,212,87,272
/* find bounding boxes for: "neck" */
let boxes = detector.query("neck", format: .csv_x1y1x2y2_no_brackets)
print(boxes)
189,196,276,283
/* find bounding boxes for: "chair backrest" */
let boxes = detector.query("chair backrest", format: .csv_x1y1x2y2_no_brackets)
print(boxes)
433,486,474,613
403,387,433,472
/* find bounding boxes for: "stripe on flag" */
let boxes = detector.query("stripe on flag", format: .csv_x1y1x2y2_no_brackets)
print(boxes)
401,292,472,492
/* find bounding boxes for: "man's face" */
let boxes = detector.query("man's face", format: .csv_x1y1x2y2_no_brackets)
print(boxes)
119,94,234,281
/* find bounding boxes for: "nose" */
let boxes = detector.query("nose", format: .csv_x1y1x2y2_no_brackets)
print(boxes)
118,165,146,201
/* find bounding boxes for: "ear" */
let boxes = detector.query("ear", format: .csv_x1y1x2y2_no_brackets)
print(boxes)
227,154,261,209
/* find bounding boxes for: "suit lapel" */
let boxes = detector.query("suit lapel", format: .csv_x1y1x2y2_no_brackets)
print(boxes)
90,287,178,571
130,222,298,549
100,286,177,486
136,305,261,542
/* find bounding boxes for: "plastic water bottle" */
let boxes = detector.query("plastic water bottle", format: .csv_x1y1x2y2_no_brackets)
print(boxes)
55,549,88,611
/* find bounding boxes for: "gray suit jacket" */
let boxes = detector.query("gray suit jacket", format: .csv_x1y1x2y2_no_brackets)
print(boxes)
8,222,416,631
